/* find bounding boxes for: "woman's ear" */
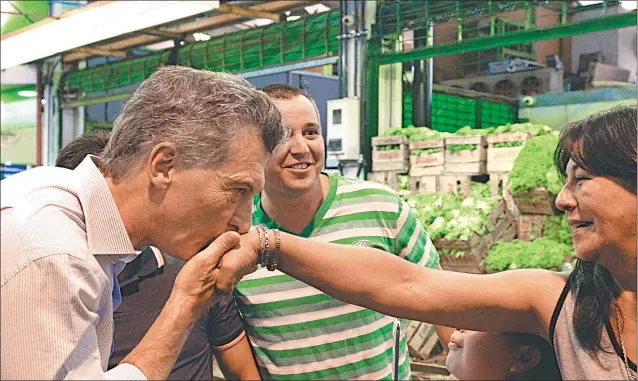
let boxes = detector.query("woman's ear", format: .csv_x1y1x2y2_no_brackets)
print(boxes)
510,345,541,375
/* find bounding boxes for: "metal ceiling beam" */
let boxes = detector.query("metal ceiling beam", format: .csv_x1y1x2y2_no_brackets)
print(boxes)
62,0,309,62
217,3,280,22
378,11,637,65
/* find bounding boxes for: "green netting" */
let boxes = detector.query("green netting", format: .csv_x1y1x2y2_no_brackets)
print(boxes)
64,11,340,96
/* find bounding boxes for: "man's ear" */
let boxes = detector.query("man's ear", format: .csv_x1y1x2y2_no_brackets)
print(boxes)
510,345,541,375
147,143,178,190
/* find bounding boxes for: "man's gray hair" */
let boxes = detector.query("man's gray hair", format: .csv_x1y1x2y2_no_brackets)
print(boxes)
101,66,287,179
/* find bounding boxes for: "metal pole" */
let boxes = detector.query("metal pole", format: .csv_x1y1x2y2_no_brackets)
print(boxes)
339,0,347,98
363,38,380,176
36,64,43,166
425,23,434,128
346,0,356,98
412,27,426,127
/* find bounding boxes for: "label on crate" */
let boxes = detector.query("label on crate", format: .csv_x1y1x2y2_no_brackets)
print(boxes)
376,151,402,161
488,147,522,161
415,154,441,165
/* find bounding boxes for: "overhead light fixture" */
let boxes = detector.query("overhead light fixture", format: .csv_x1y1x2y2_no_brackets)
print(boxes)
1,1,16,29
17,90,38,97
193,32,211,41
142,39,175,51
578,1,604,5
286,15,301,21
620,1,637,10
242,18,274,28
304,3,331,15
1,1,220,70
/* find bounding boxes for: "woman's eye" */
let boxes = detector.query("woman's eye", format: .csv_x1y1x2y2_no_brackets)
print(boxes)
235,188,247,195
305,130,318,136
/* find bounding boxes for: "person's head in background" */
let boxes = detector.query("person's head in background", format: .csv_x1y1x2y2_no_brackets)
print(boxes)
445,329,562,381
259,84,325,198
55,130,111,169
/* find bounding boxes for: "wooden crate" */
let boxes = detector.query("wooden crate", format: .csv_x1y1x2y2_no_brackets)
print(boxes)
512,186,557,215
517,214,548,241
372,136,410,173
486,132,531,173
367,171,401,191
438,175,472,199
409,175,439,194
406,321,440,361
410,165,444,177
436,202,513,274
489,172,520,220
409,139,445,171
444,135,487,175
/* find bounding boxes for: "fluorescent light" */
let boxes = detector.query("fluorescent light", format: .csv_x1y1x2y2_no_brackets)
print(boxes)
193,32,211,41
142,40,175,51
17,90,37,97
1,1,220,70
620,1,637,10
578,1,604,5
1,1,16,29
242,18,274,28
286,15,301,21
304,3,331,15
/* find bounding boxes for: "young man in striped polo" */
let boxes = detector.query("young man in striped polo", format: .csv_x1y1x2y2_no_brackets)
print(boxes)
234,84,449,380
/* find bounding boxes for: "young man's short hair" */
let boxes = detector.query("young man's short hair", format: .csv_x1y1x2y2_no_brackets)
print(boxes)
56,129,111,170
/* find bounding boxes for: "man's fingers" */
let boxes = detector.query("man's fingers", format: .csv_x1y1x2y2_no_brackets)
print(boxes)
199,231,241,267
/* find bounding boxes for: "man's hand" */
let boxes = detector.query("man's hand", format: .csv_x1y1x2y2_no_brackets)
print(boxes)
215,229,261,293
171,231,241,317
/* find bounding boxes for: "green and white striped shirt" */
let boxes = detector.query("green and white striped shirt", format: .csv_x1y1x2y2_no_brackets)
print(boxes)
235,174,439,380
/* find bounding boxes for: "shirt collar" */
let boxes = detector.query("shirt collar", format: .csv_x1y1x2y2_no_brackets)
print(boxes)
73,155,136,257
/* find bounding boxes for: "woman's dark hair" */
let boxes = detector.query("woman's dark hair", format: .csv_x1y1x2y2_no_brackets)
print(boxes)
554,104,637,193
553,104,637,352
505,333,562,381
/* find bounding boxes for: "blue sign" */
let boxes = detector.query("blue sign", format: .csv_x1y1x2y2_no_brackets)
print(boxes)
0,163,31,180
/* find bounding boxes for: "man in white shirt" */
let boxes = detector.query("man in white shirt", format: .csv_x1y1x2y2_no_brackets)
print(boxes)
1,66,286,380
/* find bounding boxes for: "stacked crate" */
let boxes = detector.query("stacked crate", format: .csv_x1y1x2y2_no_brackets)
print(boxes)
435,201,516,274
486,132,532,218
368,136,410,192
441,135,487,199
408,139,445,194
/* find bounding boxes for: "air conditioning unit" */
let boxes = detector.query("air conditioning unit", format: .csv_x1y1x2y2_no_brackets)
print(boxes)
442,68,564,97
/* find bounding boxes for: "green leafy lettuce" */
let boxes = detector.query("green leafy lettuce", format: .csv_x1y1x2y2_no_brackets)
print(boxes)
508,135,561,195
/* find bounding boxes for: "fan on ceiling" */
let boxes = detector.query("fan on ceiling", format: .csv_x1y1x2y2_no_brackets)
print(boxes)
521,76,543,95
469,82,490,93
494,79,516,97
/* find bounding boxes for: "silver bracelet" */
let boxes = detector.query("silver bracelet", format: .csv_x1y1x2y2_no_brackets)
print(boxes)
267,229,281,271
255,226,264,267
263,228,270,269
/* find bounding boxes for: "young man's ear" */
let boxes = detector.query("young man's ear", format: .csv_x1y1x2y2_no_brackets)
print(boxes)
510,345,541,375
